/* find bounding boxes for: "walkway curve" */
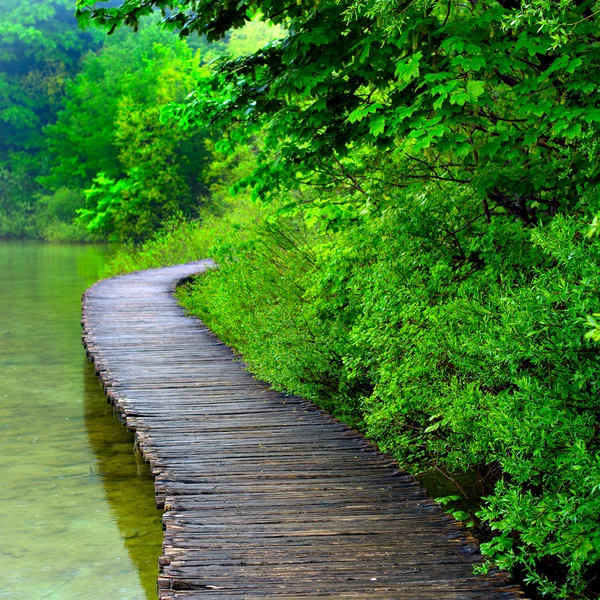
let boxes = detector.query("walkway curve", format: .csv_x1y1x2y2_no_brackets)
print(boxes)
82,262,526,600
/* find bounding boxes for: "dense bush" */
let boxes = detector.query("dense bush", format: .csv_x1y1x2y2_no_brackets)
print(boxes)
166,191,600,598
101,203,256,277
102,143,263,276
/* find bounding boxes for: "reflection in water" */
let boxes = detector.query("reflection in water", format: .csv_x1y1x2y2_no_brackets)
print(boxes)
0,241,161,600
83,360,162,599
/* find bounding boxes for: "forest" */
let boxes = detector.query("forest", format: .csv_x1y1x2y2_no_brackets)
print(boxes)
2,0,600,598
0,0,276,239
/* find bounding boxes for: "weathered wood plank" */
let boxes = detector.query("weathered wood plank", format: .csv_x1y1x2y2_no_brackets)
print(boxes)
82,261,527,599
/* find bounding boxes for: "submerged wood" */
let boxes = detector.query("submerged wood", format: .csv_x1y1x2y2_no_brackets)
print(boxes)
82,262,526,600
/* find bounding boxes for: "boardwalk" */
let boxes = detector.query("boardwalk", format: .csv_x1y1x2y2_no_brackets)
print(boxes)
82,262,526,600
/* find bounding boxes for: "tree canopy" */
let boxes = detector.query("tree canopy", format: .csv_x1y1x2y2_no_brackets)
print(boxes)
0,0,282,240
78,0,600,226
43,23,211,240
0,0,102,236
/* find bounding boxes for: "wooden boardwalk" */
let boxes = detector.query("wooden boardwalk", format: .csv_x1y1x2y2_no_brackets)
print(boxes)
82,262,526,600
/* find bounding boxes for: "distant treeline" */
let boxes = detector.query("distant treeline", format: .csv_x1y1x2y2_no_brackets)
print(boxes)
0,0,278,241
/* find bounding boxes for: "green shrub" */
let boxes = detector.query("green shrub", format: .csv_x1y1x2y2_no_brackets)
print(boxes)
40,220,98,243
176,197,600,599
102,196,262,278
105,176,600,598
178,213,364,422
37,188,84,223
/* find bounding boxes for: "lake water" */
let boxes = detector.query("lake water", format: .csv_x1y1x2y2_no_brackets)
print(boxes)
0,241,162,600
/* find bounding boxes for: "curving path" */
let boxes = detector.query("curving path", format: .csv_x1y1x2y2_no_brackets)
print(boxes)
82,262,526,600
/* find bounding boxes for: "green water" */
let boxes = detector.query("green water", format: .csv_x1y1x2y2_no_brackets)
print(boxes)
0,241,162,600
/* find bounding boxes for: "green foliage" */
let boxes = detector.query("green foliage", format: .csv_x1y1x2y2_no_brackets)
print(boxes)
0,162,38,237
501,0,599,48
0,0,102,161
0,0,103,236
20,187,98,242
102,196,261,278
102,142,264,274
78,174,135,239
0,4,279,240
173,198,600,599
43,22,211,241
81,0,600,596
187,20,285,64
45,24,201,188
37,187,85,223
91,0,600,226
180,215,364,421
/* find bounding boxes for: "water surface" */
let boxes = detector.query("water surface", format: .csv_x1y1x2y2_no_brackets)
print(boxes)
0,241,162,600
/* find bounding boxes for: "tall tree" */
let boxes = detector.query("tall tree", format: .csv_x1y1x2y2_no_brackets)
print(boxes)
0,0,103,235
0,0,101,165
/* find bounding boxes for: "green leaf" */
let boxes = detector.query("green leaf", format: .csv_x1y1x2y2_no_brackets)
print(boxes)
466,80,485,99
347,102,383,124
369,114,386,137
395,52,422,82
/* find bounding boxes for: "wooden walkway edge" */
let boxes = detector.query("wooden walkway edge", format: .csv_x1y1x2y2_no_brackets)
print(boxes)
81,262,527,600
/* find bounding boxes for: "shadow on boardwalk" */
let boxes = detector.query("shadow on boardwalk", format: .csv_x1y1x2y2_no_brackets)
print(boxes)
82,261,527,600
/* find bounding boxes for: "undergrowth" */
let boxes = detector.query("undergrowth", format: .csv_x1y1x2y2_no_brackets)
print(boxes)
103,190,600,599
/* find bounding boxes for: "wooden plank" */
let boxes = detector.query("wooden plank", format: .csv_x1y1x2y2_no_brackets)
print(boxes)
82,261,527,599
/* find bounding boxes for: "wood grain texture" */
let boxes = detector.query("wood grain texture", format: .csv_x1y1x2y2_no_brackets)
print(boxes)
82,262,527,600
